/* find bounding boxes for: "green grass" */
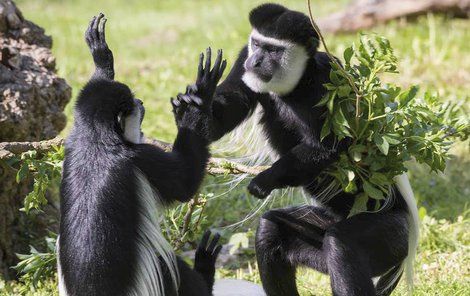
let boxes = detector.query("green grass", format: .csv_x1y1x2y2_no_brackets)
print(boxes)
3,0,469,295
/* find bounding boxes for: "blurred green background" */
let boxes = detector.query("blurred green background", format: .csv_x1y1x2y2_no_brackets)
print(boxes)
2,0,469,295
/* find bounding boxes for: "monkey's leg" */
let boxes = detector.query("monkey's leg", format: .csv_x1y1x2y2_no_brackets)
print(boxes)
323,210,409,296
85,13,115,80
255,206,338,296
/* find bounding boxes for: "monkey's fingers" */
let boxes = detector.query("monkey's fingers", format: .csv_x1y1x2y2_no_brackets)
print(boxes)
212,244,222,257
170,97,181,107
98,17,107,42
197,53,204,83
92,13,104,44
207,233,221,252
85,16,97,47
217,59,227,82
187,94,203,106
177,93,193,105
186,84,198,95
211,49,223,80
199,230,211,250
204,47,212,77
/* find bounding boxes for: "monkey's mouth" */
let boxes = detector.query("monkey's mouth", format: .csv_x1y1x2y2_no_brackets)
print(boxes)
247,69,272,82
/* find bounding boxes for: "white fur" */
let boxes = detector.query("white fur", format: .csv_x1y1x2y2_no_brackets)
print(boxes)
130,170,179,296
56,238,68,296
376,174,419,294
394,173,419,293
242,29,309,96
123,107,143,144
213,279,266,296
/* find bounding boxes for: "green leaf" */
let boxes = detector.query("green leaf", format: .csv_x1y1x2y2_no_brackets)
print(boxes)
348,193,368,217
316,93,330,107
16,164,29,183
383,134,401,145
338,85,351,97
373,134,389,155
320,118,331,141
370,172,389,187
327,91,337,114
323,83,337,91
343,46,354,64
345,180,357,193
329,71,341,85
363,181,385,200
398,85,419,107
337,107,351,128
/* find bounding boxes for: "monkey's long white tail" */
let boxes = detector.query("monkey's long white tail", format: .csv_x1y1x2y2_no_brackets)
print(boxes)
394,173,419,293
213,279,266,296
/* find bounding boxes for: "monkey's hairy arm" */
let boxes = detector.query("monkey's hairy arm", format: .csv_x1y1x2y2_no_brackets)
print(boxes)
248,142,341,198
134,48,227,204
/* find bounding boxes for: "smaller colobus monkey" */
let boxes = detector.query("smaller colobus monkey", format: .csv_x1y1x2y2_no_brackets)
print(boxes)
58,14,226,296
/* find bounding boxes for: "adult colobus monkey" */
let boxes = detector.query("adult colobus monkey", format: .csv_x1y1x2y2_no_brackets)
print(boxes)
174,3,419,296
58,14,226,296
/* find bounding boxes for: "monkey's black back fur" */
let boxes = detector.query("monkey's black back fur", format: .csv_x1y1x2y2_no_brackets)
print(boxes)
60,80,142,295
59,14,222,296
60,80,216,296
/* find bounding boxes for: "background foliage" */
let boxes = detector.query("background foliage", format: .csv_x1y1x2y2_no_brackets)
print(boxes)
2,0,469,295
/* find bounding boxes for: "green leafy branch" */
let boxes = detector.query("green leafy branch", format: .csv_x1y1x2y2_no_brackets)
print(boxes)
166,192,211,251
306,0,469,213
15,145,64,214
13,234,57,291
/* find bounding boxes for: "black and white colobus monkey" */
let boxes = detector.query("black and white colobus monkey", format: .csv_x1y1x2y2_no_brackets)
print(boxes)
58,14,226,296
174,3,419,296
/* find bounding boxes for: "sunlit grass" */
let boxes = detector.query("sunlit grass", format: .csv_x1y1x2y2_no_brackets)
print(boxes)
5,0,469,295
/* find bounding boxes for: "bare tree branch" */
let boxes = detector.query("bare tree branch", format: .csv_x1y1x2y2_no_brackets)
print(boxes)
0,137,267,176
0,137,64,159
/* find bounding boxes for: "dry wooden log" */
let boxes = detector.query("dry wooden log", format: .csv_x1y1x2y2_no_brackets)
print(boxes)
318,0,470,34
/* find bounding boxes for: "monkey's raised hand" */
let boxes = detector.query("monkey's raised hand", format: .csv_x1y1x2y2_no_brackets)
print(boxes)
194,230,222,290
85,13,114,80
172,48,226,114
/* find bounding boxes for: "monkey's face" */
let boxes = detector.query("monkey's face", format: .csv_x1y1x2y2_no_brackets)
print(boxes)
119,98,145,144
242,29,309,96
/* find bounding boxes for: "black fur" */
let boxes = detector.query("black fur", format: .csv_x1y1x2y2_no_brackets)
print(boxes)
59,14,222,296
175,3,410,296
249,3,319,54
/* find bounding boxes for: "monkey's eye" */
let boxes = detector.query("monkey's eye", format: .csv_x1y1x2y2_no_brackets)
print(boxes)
252,39,260,48
267,46,284,55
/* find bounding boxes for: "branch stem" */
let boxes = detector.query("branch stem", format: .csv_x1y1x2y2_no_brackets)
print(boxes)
306,0,363,123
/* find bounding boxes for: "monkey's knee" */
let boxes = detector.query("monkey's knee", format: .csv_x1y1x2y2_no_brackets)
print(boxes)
323,228,355,264
256,211,284,255
324,229,375,296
